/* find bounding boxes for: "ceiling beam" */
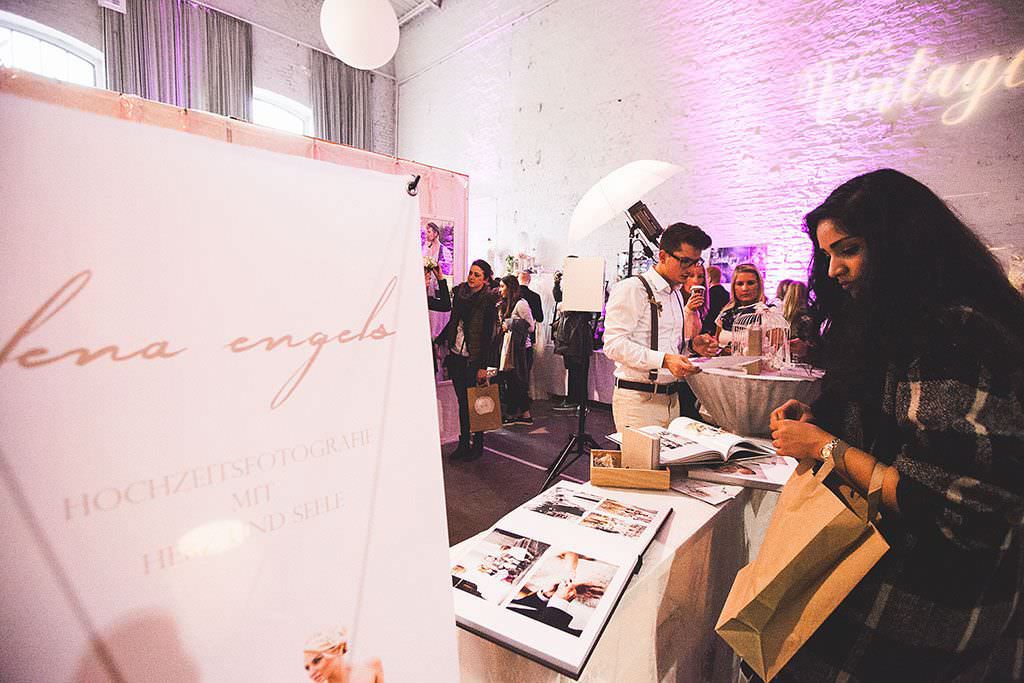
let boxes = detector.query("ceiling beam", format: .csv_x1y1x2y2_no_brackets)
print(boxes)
397,0,442,27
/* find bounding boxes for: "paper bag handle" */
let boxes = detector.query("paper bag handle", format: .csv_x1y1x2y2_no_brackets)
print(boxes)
812,457,886,524
864,460,886,524
812,457,834,482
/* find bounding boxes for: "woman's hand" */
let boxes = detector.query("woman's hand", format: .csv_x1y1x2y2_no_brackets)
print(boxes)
691,333,720,357
769,399,814,428
476,368,489,385
685,292,704,311
771,420,831,459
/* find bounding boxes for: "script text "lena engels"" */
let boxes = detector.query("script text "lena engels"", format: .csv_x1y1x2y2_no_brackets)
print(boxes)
0,270,398,409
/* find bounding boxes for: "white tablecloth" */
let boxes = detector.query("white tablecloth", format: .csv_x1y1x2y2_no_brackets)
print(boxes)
530,345,616,403
453,484,778,682
686,357,824,437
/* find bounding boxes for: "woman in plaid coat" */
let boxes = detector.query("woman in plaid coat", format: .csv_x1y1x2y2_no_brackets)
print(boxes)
770,169,1024,681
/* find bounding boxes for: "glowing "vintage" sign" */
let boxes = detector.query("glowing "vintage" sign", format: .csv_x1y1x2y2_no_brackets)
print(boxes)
802,46,1024,125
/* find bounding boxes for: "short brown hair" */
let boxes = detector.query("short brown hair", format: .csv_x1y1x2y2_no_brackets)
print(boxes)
661,222,711,255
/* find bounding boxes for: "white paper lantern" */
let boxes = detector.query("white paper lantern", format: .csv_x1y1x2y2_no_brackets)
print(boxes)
320,0,399,71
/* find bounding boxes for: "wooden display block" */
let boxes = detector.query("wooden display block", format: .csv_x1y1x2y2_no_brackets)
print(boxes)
622,427,660,469
590,450,670,490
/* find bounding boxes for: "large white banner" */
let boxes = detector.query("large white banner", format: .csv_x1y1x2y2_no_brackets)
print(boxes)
0,92,458,682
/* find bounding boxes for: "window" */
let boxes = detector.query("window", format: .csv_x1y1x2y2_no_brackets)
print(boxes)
0,11,104,88
252,88,313,136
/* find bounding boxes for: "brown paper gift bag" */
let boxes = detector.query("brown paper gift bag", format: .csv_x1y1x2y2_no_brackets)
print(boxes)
715,458,889,681
467,383,503,432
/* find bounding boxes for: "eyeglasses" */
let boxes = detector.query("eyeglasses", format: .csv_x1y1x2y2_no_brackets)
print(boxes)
666,253,704,269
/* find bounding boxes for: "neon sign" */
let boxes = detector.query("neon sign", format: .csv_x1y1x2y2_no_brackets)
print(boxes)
802,46,1024,125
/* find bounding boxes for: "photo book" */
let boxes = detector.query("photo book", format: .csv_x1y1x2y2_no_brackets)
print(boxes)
608,417,776,466
684,454,798,492
450,482,673,678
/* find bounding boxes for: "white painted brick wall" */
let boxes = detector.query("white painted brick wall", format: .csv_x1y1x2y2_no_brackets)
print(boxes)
396,0,1024,293
0,0,397,155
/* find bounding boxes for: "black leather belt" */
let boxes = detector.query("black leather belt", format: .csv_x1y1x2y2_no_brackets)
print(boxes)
615,379,680,395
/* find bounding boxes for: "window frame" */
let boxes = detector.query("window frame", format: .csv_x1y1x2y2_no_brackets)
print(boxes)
252,87,314,136
0,10,105,88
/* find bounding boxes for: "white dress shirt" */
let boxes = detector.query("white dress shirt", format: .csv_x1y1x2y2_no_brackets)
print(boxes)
603,268,697,383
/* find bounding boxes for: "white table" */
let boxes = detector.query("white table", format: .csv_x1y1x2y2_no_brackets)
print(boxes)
453,484,777,682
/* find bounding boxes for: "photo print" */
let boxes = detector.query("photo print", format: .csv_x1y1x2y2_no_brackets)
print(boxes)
451,529,549,604
527,485,603,521
505,549,617,637
580,512,647,538
596,499,657,524
421,217,455,277
708,244,768,285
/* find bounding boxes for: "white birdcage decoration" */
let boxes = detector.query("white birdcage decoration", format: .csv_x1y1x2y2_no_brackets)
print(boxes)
730,303,791,369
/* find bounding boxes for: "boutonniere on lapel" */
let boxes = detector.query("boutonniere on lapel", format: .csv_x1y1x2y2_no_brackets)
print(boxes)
646,294,663,313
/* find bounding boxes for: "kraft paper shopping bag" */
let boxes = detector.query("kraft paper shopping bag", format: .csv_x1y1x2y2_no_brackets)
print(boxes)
716,458,889,681
467,383,503,432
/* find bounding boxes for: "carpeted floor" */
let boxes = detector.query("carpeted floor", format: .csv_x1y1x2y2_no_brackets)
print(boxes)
441,399,618,546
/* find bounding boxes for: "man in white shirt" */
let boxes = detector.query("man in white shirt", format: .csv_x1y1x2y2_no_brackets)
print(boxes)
604,222,718,432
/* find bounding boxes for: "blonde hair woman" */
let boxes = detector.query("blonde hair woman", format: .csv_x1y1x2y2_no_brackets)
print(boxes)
714,263,766,347
303,629,384,683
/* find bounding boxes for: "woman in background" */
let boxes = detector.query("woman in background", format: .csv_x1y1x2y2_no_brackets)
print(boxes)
496,274,535,426
681,265,710,339
780,280,816,358
769,169,1024,680
437,259,500,461
714,263,767,347
775,278,795,303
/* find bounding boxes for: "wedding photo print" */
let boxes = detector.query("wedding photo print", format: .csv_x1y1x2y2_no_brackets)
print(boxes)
595,499,657,524
579,512,647,538
420,217,455,277
527,485,603,521
505,550,617,637
451,530,550,604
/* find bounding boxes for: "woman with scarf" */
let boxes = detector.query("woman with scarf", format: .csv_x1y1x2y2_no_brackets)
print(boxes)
437,259,500,461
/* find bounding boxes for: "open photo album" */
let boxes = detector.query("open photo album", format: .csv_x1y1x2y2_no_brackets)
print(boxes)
608,416,776,466
685,454,798,492
450,482,673,678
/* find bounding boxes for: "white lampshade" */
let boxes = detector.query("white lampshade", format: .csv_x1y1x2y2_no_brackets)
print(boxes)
320,0,400,71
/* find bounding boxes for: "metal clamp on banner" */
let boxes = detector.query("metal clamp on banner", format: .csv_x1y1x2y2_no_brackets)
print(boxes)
407,174,421,196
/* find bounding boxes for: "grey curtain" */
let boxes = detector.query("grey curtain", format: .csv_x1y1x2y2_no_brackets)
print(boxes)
103,0,252,121
311,50,371,150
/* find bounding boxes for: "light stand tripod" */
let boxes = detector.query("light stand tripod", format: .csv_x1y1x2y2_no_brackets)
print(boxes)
542,315,601,491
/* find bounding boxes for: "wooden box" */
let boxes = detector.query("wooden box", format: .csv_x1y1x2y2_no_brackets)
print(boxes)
590,450,670,490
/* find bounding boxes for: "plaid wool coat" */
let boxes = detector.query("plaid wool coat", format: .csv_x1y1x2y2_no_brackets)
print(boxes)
779,305,1024,682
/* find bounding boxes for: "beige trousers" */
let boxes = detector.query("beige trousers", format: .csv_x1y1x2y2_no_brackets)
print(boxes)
611,386,679,434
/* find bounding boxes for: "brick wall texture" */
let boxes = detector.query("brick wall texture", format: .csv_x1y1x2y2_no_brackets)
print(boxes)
396,0,1024,291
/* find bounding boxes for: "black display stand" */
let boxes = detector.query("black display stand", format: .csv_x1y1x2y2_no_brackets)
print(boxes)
542,317,600,491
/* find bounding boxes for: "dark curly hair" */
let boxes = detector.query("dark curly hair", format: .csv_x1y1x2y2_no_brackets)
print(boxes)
804,169,1024,397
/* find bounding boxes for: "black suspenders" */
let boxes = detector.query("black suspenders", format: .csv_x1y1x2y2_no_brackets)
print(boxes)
633,275,661,383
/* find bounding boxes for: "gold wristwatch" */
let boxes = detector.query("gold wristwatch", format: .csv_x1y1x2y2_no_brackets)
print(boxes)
820,437,847,470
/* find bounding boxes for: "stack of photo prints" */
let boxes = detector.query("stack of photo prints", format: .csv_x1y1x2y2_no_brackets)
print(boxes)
451,483,672,677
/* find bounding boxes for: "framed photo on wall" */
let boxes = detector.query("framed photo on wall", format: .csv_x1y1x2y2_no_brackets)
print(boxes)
708,245,768,284
421,216,455,277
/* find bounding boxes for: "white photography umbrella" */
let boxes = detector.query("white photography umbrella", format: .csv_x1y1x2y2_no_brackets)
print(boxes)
568,160,682,243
